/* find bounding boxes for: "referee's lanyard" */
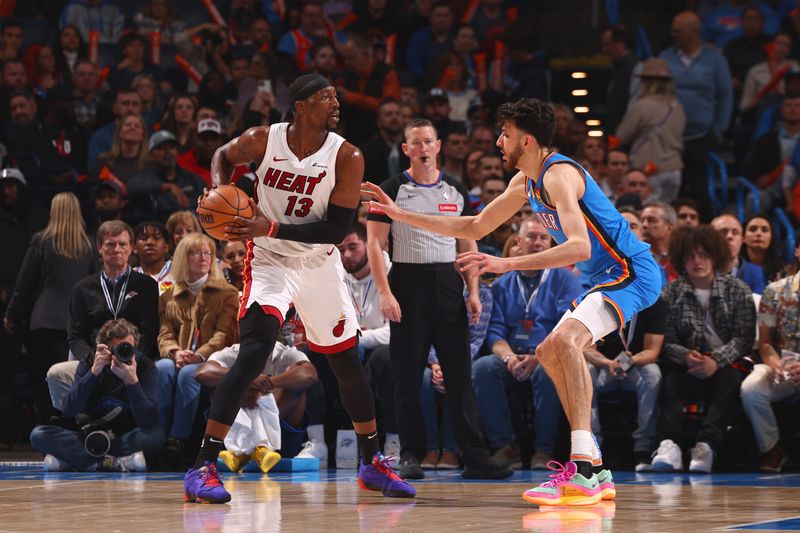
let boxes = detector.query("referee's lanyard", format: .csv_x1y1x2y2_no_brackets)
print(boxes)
514,269,549,341
101,267,131,319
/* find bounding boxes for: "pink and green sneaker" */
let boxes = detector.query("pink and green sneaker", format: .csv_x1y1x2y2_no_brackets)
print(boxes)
597,468,616,500
522,461,602,506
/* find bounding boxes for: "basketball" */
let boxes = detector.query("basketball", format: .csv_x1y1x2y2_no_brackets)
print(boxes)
196,185,255,240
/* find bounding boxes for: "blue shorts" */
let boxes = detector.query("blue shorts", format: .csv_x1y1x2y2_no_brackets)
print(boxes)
573,251,662,327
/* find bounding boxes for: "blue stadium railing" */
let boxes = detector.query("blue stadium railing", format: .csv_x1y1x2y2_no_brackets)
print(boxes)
736,177,760,222
636,27,653,59
707,151,729,216
772,208,796,263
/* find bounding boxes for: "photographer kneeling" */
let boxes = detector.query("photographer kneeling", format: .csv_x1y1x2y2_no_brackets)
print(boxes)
30,319,164,471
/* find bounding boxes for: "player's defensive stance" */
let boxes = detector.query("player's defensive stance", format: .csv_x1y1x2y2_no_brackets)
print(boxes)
362,98,661,506
184,74,415,503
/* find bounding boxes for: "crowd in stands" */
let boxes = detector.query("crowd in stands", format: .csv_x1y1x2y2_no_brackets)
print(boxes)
0,0,799,476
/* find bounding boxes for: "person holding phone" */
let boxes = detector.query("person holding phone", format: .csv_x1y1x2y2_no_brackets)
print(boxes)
583,209,666,473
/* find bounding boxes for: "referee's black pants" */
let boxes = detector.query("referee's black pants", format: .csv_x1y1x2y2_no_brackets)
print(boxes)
389,263,490,466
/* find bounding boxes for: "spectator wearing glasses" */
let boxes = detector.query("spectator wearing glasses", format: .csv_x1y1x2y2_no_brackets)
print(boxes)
47,221,158,411
155,233,238,470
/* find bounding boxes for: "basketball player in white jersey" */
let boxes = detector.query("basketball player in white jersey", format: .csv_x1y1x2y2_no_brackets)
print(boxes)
183,74,415,504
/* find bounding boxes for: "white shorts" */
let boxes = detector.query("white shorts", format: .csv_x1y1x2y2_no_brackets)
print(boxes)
239,241,360,353
553,292,620,344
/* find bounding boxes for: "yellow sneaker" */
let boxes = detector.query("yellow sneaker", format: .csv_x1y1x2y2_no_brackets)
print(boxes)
253,446,281,473
219,450,251,473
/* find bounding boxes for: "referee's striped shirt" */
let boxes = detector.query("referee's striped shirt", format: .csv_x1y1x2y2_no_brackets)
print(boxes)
367,171,473,264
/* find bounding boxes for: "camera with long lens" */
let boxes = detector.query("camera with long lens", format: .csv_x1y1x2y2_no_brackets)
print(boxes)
112,342,135,364
76,407,122,457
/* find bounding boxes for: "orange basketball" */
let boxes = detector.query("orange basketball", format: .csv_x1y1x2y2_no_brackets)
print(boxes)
196,185,255,240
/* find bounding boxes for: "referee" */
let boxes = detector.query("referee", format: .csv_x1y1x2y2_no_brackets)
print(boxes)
366,119,512,480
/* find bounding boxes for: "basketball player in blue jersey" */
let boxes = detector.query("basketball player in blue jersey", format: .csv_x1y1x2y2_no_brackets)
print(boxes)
362,98,662,506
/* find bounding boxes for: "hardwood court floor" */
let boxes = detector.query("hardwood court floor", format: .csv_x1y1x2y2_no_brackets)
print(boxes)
0,468,798,532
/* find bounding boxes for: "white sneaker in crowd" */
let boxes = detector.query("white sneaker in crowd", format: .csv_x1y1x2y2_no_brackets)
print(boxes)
688,442,714,474
383,433,401,468
296,439,328,467
112,451,147,472
651,439,683,472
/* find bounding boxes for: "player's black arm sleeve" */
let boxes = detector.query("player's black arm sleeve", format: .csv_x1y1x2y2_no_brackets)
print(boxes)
275,203,356,244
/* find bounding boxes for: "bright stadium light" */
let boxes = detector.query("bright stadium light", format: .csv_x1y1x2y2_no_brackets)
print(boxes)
571,72,587,79
571,89,588,96
588,130,604,137
574,106,589,113
586,119,601,126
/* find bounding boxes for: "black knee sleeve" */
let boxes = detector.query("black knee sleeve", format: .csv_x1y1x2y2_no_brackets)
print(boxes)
326,346,375,423
208,305,280,426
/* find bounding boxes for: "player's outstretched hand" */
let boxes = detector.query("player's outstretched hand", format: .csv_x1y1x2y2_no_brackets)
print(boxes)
457,251,509,275
361,182,402,219
225,198,270,240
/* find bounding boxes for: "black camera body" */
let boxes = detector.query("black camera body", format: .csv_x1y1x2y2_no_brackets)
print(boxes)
76,407,123,457
112,342,135,365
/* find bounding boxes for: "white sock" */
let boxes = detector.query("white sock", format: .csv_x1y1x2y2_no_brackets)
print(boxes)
591,433,603,468
306,424,324,443
570,430,594,464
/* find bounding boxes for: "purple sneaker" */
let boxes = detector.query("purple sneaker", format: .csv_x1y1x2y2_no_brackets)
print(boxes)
184,462,231,504
358,453,416,498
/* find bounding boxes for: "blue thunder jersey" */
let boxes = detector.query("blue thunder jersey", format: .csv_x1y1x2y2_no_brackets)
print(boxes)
526,152,652,286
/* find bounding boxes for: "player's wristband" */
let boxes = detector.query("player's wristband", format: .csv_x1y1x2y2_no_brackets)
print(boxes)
267,220,276,238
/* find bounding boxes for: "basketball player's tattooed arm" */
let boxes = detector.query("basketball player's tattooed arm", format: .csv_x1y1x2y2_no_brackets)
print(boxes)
362,173,527,240
458,165,592,275
208,126,270,187
225,142,363,243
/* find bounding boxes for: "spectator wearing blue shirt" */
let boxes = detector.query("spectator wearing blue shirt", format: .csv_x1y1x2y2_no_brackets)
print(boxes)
406,2,454,83
712,214,766,294
701,0,779,48
472,218,583,469
660,12,733,217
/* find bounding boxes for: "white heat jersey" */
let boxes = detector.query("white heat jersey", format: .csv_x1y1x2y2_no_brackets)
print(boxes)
252,122,345,256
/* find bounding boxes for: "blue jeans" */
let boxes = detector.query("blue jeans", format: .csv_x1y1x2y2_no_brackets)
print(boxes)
29,424,165,471
420,367,457,452
471,356,561,454
589,363,661,453
156,359,202,440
